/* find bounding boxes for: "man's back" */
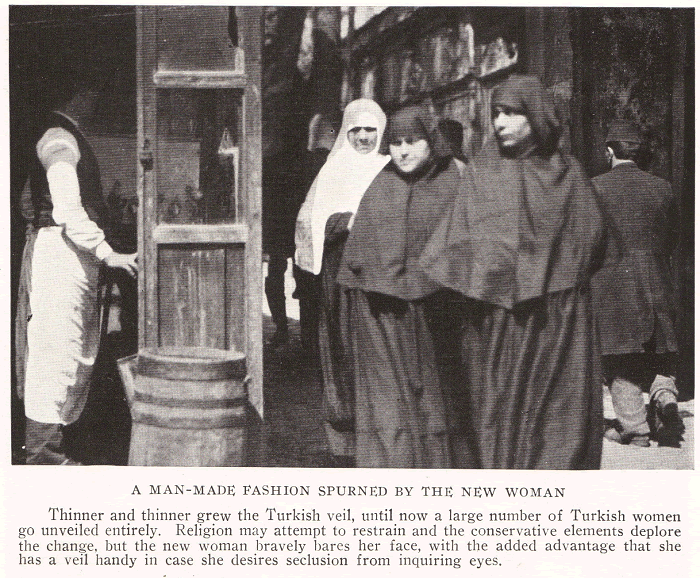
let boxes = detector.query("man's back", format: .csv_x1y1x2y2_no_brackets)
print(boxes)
593,163,676,256
591,162,678,356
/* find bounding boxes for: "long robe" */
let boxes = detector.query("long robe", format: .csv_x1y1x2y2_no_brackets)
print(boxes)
347,291,450,468
295,100,389,460
458,287,603,469
337,157,463,468
319,212,355,458
422,75,609,469
421,144,607,469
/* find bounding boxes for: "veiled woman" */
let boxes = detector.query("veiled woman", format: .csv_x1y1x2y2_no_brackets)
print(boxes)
336,104,463,468
295,99,389,464
420,74,608,469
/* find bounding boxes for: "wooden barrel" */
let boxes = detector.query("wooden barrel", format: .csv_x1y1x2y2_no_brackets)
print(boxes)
119,347,254,466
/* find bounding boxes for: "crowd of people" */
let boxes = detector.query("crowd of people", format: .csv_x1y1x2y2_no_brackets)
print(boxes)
292,74,685,469
15,65,684,468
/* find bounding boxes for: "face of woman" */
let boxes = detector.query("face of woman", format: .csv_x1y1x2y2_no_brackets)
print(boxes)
389,137,431,174
492,106,533,150
347,127,378,154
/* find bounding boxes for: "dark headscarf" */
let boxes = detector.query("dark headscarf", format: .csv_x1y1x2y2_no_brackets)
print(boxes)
492,74,562,156
337,104,462,300
381,104,453,160
420,75,607,309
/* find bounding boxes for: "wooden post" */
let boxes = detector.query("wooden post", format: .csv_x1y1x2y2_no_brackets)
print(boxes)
569,8,595,173
136,8,157,350
239,7,264,416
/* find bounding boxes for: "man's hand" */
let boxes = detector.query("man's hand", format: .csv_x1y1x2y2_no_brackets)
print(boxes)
104,252,138,278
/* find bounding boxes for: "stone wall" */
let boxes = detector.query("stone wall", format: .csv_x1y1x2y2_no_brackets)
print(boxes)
575,8,674,178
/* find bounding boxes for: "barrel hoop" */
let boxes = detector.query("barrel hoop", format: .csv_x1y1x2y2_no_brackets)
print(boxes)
138,347,246,381
133,390,247,409
131,411,248,430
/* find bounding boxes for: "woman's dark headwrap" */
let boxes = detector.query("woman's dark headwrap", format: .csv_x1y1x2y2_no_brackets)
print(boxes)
492,74,562,156
382,104,453,159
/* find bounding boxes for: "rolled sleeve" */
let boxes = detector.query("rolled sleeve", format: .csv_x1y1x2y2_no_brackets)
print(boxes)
94,241,114,261
43,137,114,259
37,128,80,169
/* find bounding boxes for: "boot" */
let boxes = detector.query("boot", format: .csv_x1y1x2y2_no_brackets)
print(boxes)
649,376,685,448
604,427,650,448
650,401,685,448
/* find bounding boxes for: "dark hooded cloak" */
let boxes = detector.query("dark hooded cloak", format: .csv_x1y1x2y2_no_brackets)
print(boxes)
421,74,607,308
337,104,456,300
420,75,607,469
334,104,464,468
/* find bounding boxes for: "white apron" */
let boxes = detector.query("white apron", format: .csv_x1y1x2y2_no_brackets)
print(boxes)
23,226,102,424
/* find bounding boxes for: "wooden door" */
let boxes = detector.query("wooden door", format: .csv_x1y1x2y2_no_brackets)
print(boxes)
136,7,263,414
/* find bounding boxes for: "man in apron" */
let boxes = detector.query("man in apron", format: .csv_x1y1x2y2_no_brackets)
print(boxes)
16,78,137,464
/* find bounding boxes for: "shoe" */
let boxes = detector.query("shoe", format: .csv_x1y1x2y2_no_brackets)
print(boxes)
653,402,685,448
627,434,651,448
604,428,650,447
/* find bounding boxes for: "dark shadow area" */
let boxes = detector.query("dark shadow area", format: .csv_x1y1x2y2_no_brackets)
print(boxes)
261,315,337,468
65,271,138,465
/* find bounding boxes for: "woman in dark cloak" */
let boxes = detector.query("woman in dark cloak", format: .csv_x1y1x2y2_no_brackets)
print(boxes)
420,74,608,469
336,104,465,468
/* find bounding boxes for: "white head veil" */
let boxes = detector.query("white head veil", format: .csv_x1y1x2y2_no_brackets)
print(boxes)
295,99,389,274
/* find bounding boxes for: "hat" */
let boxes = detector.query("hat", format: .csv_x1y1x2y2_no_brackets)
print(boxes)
605,120,643,145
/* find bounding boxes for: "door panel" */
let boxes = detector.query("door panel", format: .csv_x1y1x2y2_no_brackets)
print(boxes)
137,7,263,415
225,245,247,354
157,246,226,348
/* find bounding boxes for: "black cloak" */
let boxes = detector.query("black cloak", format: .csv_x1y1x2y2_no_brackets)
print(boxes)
420,75,608,469
335,104,462,468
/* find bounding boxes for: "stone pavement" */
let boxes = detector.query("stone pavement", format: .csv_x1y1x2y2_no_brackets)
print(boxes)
601,390,694,470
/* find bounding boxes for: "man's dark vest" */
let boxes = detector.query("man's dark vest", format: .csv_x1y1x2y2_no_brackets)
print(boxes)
21,112,110,239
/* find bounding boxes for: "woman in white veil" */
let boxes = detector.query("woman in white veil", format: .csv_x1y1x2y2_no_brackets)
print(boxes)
295,99,388,275
295,98,388,464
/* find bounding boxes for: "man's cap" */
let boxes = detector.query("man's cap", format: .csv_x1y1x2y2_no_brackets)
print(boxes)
605,120,643,145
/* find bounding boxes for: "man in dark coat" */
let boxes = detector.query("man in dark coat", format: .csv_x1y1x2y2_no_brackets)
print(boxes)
262,7,307,346
591,120,684,448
